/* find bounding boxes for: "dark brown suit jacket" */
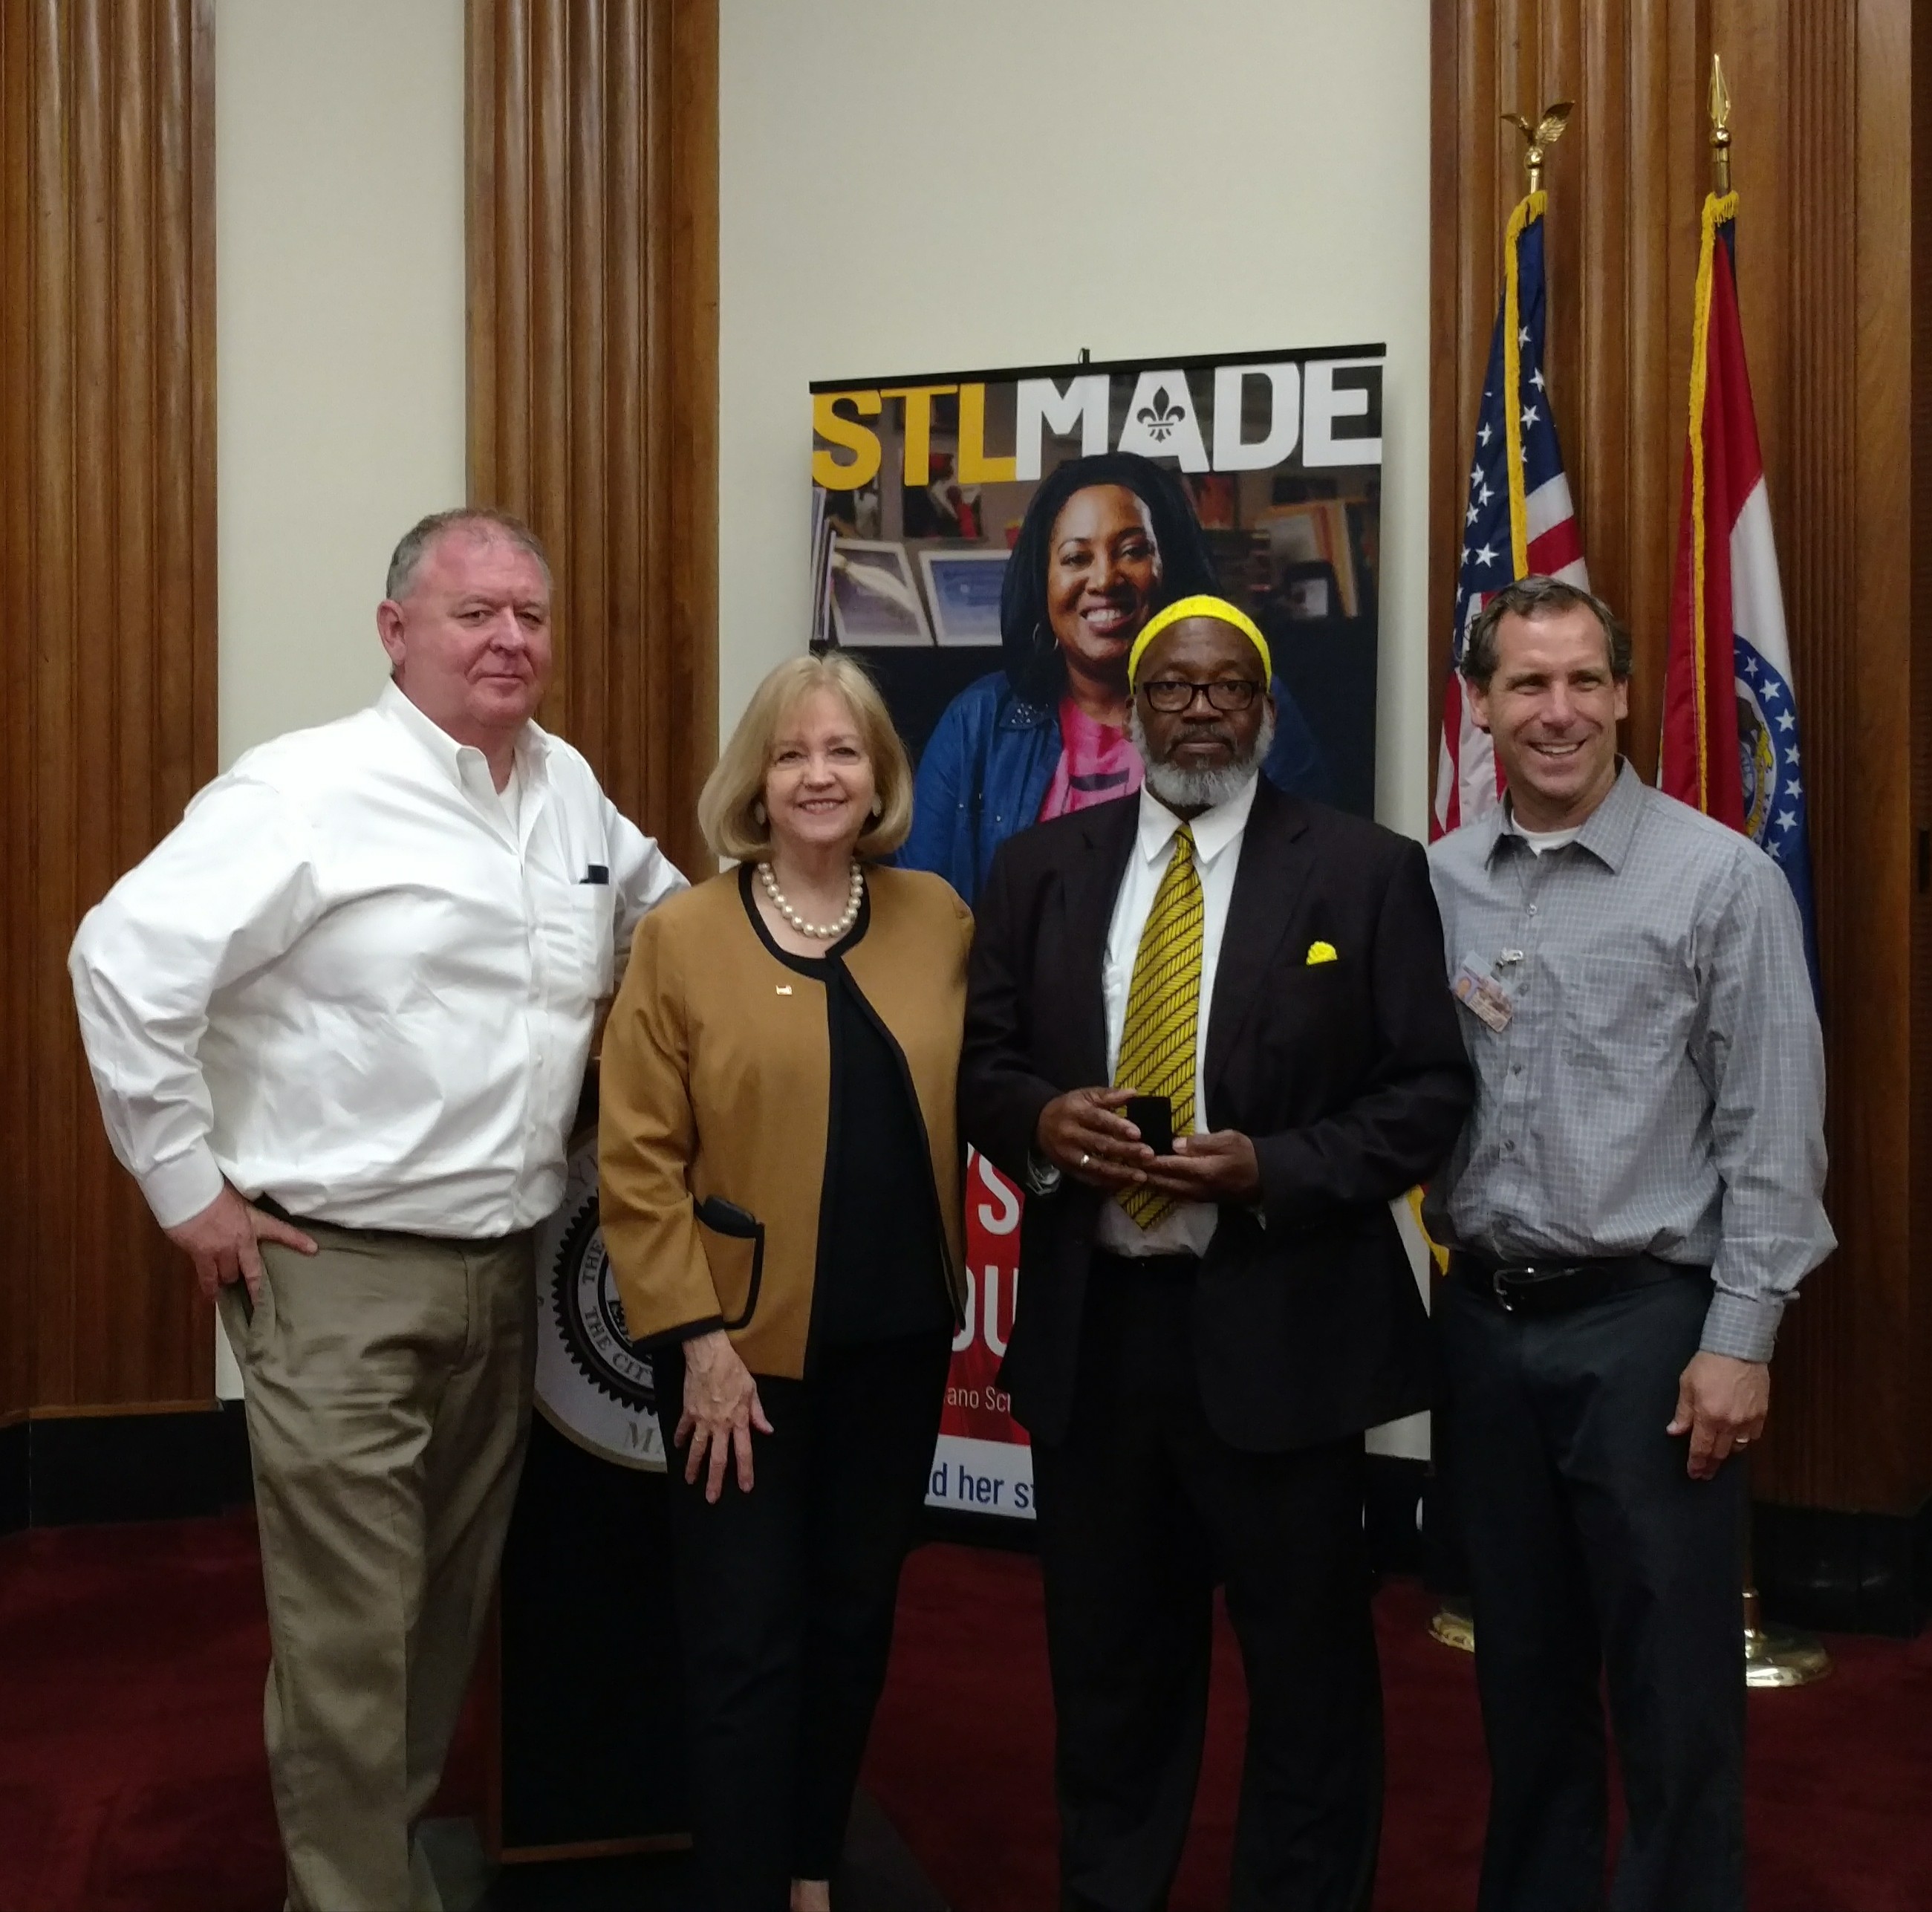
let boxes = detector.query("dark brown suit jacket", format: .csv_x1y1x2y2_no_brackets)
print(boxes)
960,778,1473,1452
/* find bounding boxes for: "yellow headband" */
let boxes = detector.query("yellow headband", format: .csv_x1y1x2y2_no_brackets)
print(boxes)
1126,593,1273,688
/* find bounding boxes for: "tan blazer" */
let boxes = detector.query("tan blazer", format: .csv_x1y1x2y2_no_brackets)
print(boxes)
598,864,972,1379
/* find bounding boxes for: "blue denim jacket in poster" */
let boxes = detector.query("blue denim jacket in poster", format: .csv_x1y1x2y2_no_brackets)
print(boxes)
898,670,1332,907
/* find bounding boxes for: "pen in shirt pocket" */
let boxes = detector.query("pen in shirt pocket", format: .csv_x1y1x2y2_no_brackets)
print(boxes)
580,864,609,885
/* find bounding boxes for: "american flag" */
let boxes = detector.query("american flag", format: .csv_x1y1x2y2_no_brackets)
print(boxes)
1432,193,1589,838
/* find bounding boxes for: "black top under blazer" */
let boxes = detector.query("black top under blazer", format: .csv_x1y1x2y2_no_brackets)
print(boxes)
959,777,1474,1454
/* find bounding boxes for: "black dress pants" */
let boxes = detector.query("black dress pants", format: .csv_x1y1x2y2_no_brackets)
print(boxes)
1031,1261,1384,1912
657,1330,952,1912
1437,1272,1747,1912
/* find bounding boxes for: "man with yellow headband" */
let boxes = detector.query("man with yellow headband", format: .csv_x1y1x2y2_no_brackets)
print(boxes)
961,595,1472,1912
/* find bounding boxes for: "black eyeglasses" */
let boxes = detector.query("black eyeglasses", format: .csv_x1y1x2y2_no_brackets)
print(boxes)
1138,679,1265,715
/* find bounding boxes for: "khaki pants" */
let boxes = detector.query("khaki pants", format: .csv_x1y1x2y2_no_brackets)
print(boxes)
220,1220,536,1912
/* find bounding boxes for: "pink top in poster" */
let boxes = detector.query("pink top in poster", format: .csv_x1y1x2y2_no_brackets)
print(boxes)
1037,698,1143,821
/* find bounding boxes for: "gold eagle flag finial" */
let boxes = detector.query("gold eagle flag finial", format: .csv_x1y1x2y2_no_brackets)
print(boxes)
1502,100,1575,195
1709,53,1732,195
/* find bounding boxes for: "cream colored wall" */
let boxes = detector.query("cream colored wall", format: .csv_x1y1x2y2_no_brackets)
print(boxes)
718,0,1434,835
212,0,466,1392
216,0,467,769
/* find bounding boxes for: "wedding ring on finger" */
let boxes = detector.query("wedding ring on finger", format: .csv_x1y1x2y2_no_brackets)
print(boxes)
1079,1152,1091,1170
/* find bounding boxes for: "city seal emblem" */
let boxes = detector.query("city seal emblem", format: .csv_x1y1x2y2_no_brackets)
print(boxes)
533,1128,665,1472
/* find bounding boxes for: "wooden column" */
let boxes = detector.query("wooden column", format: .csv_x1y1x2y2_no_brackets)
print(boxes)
466,0,718,882
1431,0,1930,1522
0,0,218,1418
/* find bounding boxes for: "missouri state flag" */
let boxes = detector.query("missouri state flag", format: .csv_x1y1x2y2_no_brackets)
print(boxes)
1432,191,1588,838
1661,192,1820,988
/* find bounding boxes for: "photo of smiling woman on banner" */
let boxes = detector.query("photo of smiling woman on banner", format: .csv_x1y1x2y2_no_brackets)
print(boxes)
898,449,1330,905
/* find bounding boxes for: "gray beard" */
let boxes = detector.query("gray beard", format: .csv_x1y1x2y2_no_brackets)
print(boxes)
1129,706,1275,813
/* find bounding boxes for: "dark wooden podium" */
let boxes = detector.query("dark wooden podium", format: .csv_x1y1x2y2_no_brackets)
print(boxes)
487,1417,689,1862
484,1122,691,1865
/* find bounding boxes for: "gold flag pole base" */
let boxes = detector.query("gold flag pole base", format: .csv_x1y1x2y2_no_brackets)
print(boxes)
1428,1596,1476,1654
1743,1584,1832,1688
1429,1587,1832,1685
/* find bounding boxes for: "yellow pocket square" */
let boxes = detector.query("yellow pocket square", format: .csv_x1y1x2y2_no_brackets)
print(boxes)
1306,940,1339,966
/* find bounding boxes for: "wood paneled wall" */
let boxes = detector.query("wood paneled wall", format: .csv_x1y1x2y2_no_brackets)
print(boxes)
466,0,718,881
1913,0,1932,1551
1431,0,1929,1514
0,0,218,1414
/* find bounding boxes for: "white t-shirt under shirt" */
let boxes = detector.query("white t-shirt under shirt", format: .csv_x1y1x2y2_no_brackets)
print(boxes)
1517,823,1582,855
496,755,525,839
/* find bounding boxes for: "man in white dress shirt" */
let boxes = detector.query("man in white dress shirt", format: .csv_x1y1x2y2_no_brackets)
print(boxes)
69,508,685,1912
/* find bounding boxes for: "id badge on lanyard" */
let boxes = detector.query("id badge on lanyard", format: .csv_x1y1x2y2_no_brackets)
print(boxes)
1451,947,1522,1033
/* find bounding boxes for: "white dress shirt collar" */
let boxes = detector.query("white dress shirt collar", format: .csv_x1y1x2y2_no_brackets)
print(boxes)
377,680,547,844
1132,771,1260,873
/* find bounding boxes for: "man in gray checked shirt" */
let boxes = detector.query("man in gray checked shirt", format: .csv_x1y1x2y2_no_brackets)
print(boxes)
1425,575,1832,1912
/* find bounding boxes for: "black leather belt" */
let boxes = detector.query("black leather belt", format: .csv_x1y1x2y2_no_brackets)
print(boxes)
1450,1249,1700,1317
253,1192,523,1249
1094,1249,1201,1281
253,1192,321,1230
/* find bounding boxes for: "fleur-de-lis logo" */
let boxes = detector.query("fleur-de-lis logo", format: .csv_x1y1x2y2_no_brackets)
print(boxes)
1136,385,1186,443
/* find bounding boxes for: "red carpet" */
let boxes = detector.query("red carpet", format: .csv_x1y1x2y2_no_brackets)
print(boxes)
2,1512,1929,1911
0,1512,484,1912
867,1546,1932,1910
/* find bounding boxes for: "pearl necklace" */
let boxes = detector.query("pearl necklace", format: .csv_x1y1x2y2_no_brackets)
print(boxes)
758,859,865,940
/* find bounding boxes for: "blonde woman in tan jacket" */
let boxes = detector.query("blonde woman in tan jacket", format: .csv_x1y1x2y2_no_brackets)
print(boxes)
598,651,970,1912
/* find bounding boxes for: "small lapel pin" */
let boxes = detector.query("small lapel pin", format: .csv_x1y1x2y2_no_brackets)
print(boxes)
1306,940,1339,966
775,984,793,996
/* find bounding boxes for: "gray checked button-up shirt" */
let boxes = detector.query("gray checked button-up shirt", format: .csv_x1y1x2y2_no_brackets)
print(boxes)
1423,761,1833,1362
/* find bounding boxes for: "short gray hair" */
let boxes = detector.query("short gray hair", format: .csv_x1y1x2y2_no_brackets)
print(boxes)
385,508,552,602
1461,575,1631,688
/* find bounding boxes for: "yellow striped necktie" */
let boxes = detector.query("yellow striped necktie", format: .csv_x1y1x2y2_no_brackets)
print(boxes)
1114,822,1203,1230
